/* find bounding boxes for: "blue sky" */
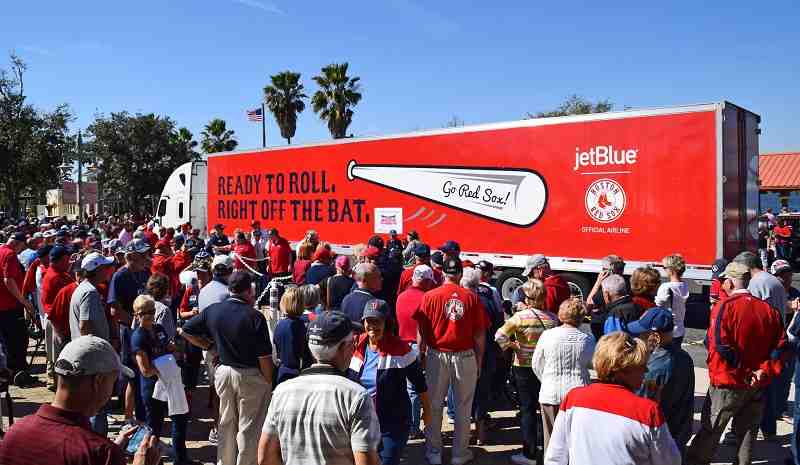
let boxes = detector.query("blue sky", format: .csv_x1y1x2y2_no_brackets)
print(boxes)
3,0,799,152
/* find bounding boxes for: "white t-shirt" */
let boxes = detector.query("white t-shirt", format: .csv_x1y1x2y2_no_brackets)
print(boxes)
655,281,689,339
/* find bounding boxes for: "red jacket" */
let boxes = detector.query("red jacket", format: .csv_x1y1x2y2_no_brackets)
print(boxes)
22,258,42,297
544,274,571,313
706,290,786,389
233,242,256,271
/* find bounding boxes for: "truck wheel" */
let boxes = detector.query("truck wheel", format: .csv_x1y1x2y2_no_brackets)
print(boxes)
497,269,525,301
559,272,592,303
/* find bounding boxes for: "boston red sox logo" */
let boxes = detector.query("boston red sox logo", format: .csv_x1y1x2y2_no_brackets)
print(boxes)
445,296,465,321
585,178,626,223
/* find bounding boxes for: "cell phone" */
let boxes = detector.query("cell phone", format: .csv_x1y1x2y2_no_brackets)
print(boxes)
125,425,153,455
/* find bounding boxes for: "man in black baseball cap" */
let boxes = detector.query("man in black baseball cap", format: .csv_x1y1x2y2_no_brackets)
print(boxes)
415,252,488,465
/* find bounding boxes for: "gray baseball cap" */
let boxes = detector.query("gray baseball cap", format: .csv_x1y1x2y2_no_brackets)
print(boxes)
523,254,548,276
124,238,150,254
54,336,134,378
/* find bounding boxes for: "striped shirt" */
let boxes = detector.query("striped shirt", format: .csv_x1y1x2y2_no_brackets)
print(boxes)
495,306,558,367
544,383,680,465
263,364,380,465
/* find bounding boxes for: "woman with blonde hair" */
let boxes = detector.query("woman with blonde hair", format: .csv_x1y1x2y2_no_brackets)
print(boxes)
271,287,313,385
656,254,689,346
292,242,315,285
495,279,559,465
544,332,680,465
532,298,595,455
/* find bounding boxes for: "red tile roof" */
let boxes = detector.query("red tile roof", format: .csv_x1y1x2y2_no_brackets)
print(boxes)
760,152,800,190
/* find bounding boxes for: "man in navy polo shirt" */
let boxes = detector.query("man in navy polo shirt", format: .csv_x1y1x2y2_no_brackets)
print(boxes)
341,263,383,323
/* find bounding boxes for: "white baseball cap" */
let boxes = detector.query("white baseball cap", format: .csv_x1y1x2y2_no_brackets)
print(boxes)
412,264,434,282
81,252,115,271
212,254,234,270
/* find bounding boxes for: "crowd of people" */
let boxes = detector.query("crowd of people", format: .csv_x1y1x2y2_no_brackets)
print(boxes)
0,214,798,465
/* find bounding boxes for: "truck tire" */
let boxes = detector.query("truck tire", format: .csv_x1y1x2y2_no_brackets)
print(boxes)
497,269,525,301
558,272,592,303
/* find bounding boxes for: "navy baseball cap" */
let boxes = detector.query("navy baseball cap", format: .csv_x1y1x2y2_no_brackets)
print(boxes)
414,243,431,257
442,257,463,275
49,245,70,261
711,258,730,280
440,240,461,254
627,307,675,335
307,311,362,346
37,244,54,259
362,299,389,321
11,232,26,242
431,251,444,267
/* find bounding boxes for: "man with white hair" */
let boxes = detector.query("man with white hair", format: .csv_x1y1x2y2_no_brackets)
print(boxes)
341,262,383,323
396,264,435,439
601,274,644,335
258,311,380,465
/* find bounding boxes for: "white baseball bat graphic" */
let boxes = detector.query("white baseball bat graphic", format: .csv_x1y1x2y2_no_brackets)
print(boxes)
347,161,547,227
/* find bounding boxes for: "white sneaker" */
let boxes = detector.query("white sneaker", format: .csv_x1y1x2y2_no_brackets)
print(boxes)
510,452,537,465
452,449,475,465
208,428,219,445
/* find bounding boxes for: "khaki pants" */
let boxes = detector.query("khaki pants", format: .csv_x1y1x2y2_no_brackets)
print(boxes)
214,364,272,465
540,403,559,456
425,348,478,465
686,385,764,465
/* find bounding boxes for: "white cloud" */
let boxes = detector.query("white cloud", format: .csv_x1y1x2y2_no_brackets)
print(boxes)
230,0,285,15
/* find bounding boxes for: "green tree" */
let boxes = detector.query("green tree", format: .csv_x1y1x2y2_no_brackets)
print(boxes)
264,71,307,145
311,63,362,139
200,118,238,153
0,54,72,216
527,95,614,118
88,112,198,214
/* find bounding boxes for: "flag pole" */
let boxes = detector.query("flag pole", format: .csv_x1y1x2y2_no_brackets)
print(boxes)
261,103,266,148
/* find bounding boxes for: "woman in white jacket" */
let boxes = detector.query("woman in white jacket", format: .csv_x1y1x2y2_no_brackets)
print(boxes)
531,298,595,455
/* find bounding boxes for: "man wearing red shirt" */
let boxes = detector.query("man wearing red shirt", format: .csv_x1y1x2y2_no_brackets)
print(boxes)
0,233,36,385
232,232,256,271
267,229,292,277
397,244,444,294
513,255,571,313
40,246,75,390
686,261,787,465
414,258,488,465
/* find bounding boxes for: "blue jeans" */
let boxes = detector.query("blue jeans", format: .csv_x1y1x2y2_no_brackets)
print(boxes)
142,377,189,463
406,344,422,434
380,429,409,465
514,366,542,460
447,385,456,420
472,348,496,419
761,372,784,436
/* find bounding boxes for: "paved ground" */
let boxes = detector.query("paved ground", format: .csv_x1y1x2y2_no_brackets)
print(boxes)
1,337,795,464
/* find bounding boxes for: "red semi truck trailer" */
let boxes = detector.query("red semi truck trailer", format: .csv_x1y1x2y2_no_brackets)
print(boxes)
155,101,760,302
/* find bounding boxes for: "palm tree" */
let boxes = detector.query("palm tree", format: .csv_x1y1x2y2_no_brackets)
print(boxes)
311,63,362,139
200,118,238,154
173,127,201,160
264,71,307,145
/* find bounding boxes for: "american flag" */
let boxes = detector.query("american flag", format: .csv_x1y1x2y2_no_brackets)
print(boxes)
247,107,264,122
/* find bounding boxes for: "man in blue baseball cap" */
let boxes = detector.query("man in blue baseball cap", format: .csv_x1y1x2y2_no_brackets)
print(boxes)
629,307,695,456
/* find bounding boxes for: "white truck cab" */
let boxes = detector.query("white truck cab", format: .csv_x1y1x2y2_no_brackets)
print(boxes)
155,160,208,235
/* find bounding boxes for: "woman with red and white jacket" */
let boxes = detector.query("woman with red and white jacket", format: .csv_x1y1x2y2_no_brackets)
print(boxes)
349,299,432,465
545,332,680,465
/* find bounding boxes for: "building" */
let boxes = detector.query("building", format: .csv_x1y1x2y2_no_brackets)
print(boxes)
45,182,99,219
759,152,800,212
